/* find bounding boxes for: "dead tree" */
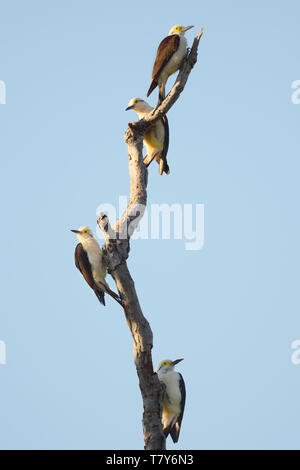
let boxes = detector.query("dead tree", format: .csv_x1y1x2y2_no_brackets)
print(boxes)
97,28,204,450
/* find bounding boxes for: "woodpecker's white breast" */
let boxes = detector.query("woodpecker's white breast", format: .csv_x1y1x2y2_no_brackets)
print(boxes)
81,238,107,281
136,109,165,157
159,35,188,85
158,369,182,415
145,120,165,156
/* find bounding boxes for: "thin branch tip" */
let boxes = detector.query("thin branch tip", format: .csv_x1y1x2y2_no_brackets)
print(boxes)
197,26,204,40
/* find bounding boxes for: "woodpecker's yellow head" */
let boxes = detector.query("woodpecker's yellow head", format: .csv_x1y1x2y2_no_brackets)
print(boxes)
125,97,153,114
71,226,94,240
157,358,184,372
169,25,194,36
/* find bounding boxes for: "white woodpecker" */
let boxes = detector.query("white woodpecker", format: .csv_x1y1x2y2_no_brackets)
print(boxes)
71,226,121,306
157,358,186,443
147,25,194,105
126,97,170,175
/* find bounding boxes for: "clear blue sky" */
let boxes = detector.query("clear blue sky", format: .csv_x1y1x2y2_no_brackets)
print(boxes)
0,0,300,450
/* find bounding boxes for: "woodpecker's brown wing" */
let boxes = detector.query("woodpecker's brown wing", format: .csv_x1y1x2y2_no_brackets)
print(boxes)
161,115,170,175
170,373,186,443
75,243,94,289
147,35,180,97
74,243,105,305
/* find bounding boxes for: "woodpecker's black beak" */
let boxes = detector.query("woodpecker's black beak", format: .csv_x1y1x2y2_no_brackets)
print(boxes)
125,105,133,111
172,358,184,366
71,229,80,234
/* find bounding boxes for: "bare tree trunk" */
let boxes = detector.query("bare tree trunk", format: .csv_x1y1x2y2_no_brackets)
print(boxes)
97,28,204,450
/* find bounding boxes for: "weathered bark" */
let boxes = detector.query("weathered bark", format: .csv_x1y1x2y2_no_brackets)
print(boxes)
98,132,166,450
97,28,204,450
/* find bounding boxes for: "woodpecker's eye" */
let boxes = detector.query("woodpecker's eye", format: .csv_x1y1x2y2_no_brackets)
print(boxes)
83,229,88,233
163,361,170,366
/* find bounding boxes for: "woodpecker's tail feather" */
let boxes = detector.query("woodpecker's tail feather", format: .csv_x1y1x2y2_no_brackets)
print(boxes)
163,424,171,440
94,288,105,306
159,157,170,176
145,153,170,175
163,421,181,443
169,423,181,443
147,79,157,97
